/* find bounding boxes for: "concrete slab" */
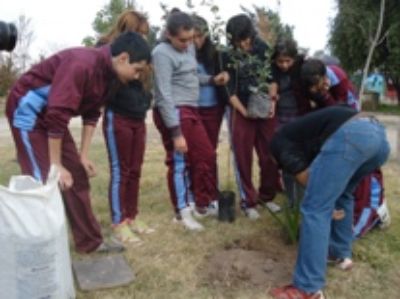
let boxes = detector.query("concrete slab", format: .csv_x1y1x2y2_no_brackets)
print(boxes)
72,254,135,291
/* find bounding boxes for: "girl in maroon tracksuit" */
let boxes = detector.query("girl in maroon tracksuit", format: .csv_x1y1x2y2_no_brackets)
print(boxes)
192,15,227,204
100,10,154,245
224,14,280,219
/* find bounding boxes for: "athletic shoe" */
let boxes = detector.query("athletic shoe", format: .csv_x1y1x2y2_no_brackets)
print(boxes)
328,256,353,271
174,207,204,231
270,285,325,299
129,219,155,234
263,201,282,213
243,207,260,220
111,222,142,246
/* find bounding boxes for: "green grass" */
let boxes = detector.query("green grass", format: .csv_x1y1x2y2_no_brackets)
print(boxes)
0,96,5,117
364,103,400,115
1,128,400,299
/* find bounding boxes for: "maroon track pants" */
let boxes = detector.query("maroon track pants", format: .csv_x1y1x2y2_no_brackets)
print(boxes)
9,124,103,253
227,108,279,208
102,110,146,225
153,107,217,212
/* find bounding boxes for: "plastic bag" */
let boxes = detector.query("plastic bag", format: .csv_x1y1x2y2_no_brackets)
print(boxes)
0,166,75,299
247,92,272,119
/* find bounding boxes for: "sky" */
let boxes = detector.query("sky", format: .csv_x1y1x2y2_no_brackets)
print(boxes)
2,0,337,58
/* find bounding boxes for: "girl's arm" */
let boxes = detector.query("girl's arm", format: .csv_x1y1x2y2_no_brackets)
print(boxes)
80,124,97,177
230,95,248,117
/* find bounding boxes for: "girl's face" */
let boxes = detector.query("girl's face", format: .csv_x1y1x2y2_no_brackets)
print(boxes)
167,28,194,52
275,54,295,73
235,37,252,52
193,29,206,50
114,53,148,84
310,76,330,94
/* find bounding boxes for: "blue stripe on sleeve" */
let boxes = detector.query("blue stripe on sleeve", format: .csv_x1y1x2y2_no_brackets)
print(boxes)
13,86,51,130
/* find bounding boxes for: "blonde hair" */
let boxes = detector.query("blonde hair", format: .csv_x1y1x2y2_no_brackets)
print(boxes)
100,10,149,44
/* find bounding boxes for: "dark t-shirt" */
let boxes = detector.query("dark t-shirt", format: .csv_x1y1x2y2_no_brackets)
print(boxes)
107,80,151,120
274,70,297,118
270,105,357,174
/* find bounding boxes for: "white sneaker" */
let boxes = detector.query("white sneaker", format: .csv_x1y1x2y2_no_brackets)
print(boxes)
377,201,391,229
178,207,204,231
328,257,353,271
244,208,260,220
188,201,195,211
193,201,219,219
264,201,282,213
208,200,219,216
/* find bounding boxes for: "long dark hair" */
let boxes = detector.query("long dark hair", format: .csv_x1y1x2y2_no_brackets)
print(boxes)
300,59,327,91
272,38,305,82
192,14,217,74
226,14,256,47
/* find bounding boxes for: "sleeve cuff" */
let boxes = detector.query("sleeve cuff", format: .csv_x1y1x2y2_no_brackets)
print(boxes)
83,119,98,126
47,132,64,138
170,126,182,138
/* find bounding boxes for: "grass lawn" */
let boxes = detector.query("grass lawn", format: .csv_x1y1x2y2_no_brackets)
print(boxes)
0,96,5,116
0,126,399,299
364,103,400,115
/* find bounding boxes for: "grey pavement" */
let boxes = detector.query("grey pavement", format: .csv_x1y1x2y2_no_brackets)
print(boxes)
0,113,399,162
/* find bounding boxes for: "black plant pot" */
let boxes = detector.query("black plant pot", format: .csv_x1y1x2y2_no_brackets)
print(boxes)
218,191,236,222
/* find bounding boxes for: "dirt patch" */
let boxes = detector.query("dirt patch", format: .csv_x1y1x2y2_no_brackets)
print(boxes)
201,236,296,293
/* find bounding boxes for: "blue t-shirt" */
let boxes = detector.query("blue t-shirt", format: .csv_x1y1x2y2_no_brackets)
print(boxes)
197,63,218,107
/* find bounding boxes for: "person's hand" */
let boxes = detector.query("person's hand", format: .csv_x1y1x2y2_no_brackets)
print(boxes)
173,135,188,153
332,209,345,220
230,95,248,117
81,157,97,178
57,165,73,190
268,100,276,118
295,169,309,186
213,71,230,86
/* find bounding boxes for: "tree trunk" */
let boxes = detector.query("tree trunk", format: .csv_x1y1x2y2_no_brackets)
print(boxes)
359,0,386,108
393,77,400,106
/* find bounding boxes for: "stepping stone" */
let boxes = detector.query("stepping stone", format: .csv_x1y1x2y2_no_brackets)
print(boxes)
72,254,134,291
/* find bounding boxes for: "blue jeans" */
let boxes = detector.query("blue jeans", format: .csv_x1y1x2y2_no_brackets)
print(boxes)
283,171,304,207
293,118,390,292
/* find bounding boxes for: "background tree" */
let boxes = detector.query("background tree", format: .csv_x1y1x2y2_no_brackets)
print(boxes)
329,0,400,103
82,0,160,48
82,0,137,46
0,15,34,96
240,5,293,47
